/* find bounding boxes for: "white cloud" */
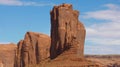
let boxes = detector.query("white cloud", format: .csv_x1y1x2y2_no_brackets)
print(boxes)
86,38,120,45
82,4,120,46
104,4,120,10
83,9,120,22
0,0,54,6
86,22,120,39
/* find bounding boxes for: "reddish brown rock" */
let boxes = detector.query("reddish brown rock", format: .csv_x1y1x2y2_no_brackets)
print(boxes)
0,43,16,67
86,55,120,67
14,32,51,67
50,4,86,59
0,60,3,67
14,40,23,67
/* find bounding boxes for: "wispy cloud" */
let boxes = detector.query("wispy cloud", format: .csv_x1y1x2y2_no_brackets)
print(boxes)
0,0,54,6
82,4,120,46
83,5,120,22
104,4,120,10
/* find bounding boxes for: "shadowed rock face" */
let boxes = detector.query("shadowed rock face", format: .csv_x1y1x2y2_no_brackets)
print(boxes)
14,32,51,67
0,44,16,67
50,4,86,59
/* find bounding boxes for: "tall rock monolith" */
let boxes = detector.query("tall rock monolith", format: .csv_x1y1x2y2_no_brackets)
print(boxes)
50,4,86,59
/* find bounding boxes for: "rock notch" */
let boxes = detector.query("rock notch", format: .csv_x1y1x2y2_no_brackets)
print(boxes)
14,32,51,67
50,4,86,59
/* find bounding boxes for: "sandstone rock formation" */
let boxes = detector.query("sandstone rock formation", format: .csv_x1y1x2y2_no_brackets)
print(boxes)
50,4,86,59
0,43,16,67
14,32,51,67
1,3,120,67
14,40,23,67
0,60,3,67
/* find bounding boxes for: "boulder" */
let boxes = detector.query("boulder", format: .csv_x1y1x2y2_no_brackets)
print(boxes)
14,32,51,67
50,4,86,59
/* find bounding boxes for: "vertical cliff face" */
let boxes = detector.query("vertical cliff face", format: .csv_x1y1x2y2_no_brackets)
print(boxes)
50,4,86,59
14,40,23,67
14,32,51,67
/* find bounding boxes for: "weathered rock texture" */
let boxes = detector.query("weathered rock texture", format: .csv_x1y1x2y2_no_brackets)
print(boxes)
50,4,86,59
0,43,16,67
14,32,51,67
0,60,3,67
86,55,120,67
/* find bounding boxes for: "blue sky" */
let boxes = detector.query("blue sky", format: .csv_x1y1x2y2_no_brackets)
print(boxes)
0,0,120,54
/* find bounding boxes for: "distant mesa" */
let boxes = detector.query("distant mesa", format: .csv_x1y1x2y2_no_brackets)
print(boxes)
0,43,16,50
0,43,16,67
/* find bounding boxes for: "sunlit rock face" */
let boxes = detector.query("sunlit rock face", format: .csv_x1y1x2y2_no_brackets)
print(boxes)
50,4,86,59
14,32,51,67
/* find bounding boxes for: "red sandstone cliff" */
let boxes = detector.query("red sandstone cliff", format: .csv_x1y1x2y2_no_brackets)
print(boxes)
14,32,51,67
50,4,86,59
